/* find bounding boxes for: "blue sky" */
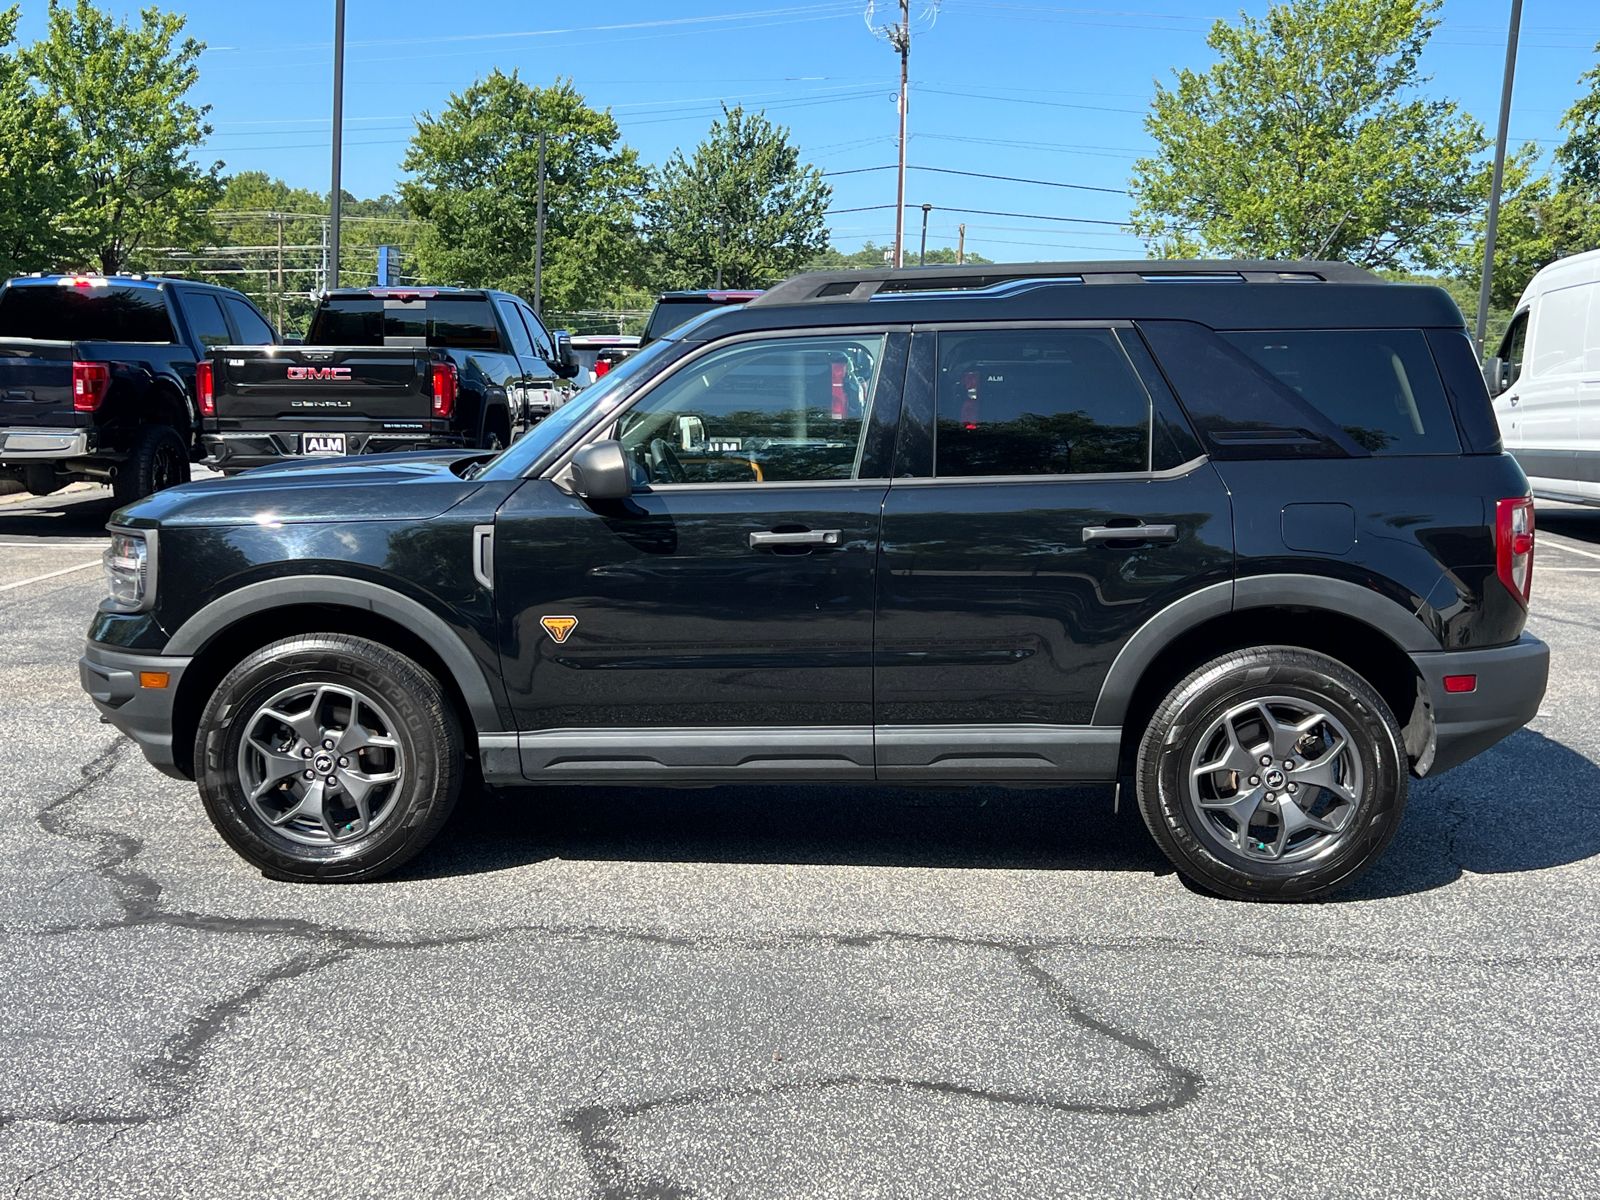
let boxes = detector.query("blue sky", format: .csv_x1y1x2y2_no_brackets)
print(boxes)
12,0,1600,261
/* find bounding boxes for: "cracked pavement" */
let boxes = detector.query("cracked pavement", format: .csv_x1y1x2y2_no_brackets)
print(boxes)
2,487,1599,1198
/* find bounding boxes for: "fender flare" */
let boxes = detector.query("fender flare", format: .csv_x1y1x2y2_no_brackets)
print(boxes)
165,577,503,730
1090,574,1438,727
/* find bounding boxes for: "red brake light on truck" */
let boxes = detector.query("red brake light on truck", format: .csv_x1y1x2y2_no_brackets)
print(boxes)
431,362,457,418
195,361,215,416
1495,496,1535,607
72,361,110,411
593,358,611,380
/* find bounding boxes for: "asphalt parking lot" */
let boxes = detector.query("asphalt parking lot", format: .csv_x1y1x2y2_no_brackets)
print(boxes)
1,482,1598,1199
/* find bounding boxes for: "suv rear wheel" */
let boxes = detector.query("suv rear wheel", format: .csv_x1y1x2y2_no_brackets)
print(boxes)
1135,647,1407,902
194,634,463,883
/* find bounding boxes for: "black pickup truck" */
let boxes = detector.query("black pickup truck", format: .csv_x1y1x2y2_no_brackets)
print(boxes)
0,274,278,502
202,287,577,471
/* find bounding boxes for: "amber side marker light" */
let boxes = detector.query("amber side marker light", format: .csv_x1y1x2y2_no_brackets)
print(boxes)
1443,674,1478,694
139,671,170,689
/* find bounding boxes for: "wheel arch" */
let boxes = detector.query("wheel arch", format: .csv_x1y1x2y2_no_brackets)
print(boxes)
166,579,503,778
1097,575,1435,775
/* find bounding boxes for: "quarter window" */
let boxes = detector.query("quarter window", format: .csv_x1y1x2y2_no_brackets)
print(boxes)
617,334,886,484
934,328,1151,477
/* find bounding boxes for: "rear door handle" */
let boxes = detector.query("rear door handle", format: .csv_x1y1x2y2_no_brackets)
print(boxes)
749,529,841,549
1082,523,1179,545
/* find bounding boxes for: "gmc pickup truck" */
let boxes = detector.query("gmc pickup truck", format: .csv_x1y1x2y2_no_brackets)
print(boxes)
0,274,278,502
202,287,577,471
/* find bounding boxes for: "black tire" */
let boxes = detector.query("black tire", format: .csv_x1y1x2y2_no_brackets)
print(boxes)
113,424,190,505
194,634,463,883
1135,646,1408,902
480,411,509,452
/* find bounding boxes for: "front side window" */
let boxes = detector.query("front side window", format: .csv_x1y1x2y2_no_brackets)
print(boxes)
934,327,1151,477
1221,329,1459,455
617,334,886,485
516,304,555,360
494,298,537,361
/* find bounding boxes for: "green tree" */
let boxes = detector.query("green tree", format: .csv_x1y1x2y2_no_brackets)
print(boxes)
0,6,75,274
26,0,220,274
804,240,991,270
1129,0,1486,270
648,105,830,289
1556,45,1600,189
400,71,646,311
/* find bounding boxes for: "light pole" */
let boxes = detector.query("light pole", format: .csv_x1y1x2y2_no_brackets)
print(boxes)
328,0,346,290
1476,0,1523,354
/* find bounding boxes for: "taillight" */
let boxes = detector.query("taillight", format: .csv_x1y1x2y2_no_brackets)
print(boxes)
593,358,611,379
72,361,110,412
195,361,215,416
431,362,457,418
1495,496,1535,607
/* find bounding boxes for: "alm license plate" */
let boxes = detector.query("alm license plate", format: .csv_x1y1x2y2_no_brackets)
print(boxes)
300,433,347,456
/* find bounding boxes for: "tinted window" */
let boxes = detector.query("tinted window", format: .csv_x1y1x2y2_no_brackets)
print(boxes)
1499,310,1528,382
617,334,886,484
644,300,723,342
307,296,504,350
494,298,537,361
1221,330,1460,455
180,291,233,348
0,284,175,342
934,328,1150,477
516,304,554,359
224,296,275,345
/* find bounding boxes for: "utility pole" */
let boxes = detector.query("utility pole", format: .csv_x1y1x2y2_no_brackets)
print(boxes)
919,203,931,266
533,131,547,315
956,223,965,265
892,0,909,268
1476,0,1523,354
275,215,286,331
328,0,346,290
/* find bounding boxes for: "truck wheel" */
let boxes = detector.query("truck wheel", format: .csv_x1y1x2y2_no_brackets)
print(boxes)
1135,647,1407,902
113,424,190,504
194,634,463,883
480,413,509,451
22,464,65,496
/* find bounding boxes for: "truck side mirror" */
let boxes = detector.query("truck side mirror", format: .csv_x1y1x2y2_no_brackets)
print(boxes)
552,330,580,379
569,439,632,502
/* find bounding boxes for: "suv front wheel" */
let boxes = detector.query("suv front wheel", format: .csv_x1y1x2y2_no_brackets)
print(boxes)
1135,647,1408,902
195,634,463,882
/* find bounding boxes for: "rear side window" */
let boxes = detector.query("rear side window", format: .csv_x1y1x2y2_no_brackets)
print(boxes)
1221,330,1459,455
179,291,233,348
307,297,504,350
0,284,175,342
224,297,275,345
934,328,1150,477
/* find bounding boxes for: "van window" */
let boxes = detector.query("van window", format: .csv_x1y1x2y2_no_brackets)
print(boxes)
1529,285,1590,379
1498,311,1528,386
934,328,1151,476
1220,330,1460,455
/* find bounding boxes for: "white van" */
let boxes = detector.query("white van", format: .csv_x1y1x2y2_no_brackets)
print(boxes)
1486,247,1600,504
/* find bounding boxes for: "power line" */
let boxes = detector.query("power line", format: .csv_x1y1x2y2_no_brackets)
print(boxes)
822,163,1128,194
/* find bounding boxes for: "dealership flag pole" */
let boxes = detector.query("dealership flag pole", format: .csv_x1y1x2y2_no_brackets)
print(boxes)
1476,0,1522,354
328,0,346,290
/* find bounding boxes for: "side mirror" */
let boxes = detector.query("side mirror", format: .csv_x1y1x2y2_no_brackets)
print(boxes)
1483,356,1505,397
552,330,580,379
569,439,632,502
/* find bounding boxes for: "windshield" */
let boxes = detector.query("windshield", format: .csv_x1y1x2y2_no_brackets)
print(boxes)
479,335,677,480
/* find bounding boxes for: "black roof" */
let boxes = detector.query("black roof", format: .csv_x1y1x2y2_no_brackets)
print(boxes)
691,259,1465,334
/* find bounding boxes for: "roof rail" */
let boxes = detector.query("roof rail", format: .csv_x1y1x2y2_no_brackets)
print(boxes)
750,259,1381,306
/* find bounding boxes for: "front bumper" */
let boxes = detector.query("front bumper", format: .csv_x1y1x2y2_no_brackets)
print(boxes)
203,429,466,472
0,427,91,460
79,641,193,780
1409,634,1549,776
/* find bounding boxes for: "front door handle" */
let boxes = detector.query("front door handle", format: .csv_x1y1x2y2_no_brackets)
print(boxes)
749,529,842,549
1082,523,1179,545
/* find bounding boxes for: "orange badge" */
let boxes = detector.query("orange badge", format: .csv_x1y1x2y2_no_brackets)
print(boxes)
539,615,578,644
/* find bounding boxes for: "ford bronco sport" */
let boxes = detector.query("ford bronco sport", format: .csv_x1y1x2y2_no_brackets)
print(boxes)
80,260,1549,901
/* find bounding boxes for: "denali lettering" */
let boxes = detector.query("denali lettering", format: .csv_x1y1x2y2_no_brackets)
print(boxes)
286,366,353,381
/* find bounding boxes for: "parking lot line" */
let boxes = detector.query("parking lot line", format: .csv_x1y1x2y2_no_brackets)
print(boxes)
1537,536,1600,562
0,560,101,592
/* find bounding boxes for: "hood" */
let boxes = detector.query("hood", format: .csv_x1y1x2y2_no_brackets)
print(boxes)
114,451,495,528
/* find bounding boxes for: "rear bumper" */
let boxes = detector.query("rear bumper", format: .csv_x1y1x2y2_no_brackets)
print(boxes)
79,641,192,781
0,427,91,460
203,428,465,471
1409,634,1549,776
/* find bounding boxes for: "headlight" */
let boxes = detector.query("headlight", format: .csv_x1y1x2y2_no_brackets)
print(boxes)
103,531,152,612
